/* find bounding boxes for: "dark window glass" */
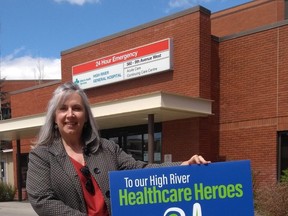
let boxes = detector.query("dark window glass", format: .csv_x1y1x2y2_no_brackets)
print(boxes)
143,132,161,163
286,0,288,19
101,124,162,163
0,103,11,120
278,131,288,181
126,134,143,161
0,161,5,181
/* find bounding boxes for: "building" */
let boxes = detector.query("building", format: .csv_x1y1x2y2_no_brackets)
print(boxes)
0,0,287,200
0,80,59,199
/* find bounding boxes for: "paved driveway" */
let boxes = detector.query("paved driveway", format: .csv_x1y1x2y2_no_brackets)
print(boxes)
0,201,37,216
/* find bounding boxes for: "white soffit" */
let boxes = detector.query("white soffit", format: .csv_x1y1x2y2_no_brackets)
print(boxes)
0,114,46,140
92,91,212,129
0,92,212,140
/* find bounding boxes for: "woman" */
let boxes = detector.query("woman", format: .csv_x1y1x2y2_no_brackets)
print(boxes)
26,82,210,216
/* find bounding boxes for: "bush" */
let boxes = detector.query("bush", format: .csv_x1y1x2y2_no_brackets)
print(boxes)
255,182,288,216
0,181,16,201
280,169,288,183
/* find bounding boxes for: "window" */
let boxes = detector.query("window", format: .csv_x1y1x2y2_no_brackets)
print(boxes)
286,0,288,20
21,154,29,187
278,131,288,181
101,124,162,163
143,132,162,163
0,161,5,182
0,140,12,150
126,134,143,161
0,103,11,120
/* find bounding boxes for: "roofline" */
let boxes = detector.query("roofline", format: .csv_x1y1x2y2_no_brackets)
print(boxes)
61,6,210,55
213,19,288,42
211,0,272,20
10,80,61,95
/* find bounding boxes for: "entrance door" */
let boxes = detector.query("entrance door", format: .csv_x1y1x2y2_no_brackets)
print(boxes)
101,124,162,163
126,134,143,161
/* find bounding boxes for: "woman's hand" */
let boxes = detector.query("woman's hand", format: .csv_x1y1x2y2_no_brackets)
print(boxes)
181,154,211,165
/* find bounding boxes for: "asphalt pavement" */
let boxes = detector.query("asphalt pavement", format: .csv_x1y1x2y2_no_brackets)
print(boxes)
0,201,37,216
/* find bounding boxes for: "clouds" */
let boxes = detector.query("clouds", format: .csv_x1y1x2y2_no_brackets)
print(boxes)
53,0,211,8
53,0,101,6
166,0,213,13
168,0,195,9
0,0,235,81
52,0,211,8
1,52,61,80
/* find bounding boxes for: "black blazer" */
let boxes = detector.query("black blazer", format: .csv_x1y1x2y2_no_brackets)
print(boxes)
27,137,179,215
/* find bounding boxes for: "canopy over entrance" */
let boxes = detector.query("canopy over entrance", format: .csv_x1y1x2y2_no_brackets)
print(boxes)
0,91,212,141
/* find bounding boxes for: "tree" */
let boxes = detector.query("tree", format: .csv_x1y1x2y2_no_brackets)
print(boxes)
33,57,45,84
0,78,10,120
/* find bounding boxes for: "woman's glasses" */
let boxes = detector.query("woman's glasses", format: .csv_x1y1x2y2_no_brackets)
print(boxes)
80,165,95,195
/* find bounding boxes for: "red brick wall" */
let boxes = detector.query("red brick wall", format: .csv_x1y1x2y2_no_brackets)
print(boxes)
220,126,277,184
199,12,212,99
210,39,221,162
277,25,288,123
212,0,285,37
161,116,217,163
162,118,201,162
11,84,59,117
60,8,214,164
218,23,288,185
219,29,279,122
2,80,42,92
61,8,212,104
1,80,52,105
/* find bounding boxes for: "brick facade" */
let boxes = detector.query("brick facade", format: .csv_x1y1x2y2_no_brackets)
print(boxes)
62,9,211,103
218,21,288,184
4,0,288,190
211,0,285,37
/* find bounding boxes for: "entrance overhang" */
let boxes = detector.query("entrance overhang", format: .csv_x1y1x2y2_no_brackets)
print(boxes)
0,91,212,140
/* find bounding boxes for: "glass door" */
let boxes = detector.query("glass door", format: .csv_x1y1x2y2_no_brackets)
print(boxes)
101,124,162,162
126,134,143,161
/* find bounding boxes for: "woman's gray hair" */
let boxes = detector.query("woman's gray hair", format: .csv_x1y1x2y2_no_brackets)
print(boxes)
34,82,100,149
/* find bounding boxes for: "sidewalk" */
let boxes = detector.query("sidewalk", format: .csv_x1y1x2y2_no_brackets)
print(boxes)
0,201,262,216
0,201,37,216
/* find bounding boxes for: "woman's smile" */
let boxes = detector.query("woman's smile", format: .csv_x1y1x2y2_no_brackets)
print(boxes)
55,93,86,138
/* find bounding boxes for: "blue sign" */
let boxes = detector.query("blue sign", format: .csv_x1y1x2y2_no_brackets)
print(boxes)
109,160,254,216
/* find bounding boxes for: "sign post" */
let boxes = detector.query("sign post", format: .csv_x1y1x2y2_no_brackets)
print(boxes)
109,160,254,216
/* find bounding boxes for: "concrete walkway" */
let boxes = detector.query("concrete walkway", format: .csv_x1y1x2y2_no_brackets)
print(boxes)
0,201,37,216
0,200,262,216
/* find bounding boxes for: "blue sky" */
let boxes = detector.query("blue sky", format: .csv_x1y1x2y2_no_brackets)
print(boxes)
0,0,251,80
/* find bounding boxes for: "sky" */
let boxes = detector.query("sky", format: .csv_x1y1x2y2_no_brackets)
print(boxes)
0,0,251,80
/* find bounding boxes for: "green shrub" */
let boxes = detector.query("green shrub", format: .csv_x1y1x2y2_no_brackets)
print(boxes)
280,169,288,183
0,181,16,201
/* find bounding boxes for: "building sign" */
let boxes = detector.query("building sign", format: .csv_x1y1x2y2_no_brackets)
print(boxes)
109,160,254,216
72,38,173,89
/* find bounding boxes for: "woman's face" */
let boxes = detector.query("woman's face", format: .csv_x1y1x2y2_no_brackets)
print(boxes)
55,93,86,140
